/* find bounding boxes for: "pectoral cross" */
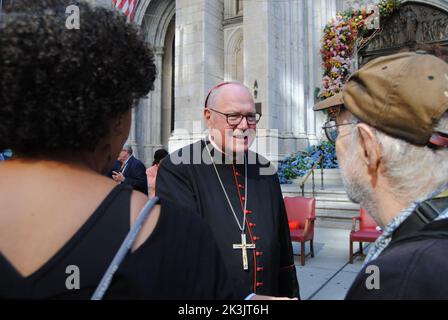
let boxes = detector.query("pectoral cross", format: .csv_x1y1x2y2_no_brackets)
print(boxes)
233,233,256,270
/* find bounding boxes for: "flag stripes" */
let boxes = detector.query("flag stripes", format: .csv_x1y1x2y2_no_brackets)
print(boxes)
112,0,138,22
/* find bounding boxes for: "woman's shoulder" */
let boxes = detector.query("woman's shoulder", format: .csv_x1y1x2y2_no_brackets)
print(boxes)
146,165,158,176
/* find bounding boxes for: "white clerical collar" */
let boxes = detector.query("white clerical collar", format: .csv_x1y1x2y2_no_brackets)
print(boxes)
208,134,228,156
207,134,246,163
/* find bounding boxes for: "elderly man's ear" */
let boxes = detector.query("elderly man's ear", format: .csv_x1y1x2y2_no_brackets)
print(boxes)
204,108,211,121
356,123,383,177
204,109,214,130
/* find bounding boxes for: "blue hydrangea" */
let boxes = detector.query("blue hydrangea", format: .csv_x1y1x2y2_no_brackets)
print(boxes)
278,141,338,184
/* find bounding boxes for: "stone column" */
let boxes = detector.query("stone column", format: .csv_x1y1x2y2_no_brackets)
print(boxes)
139,46,164,166
243,0,278,161
243,0,343,160
170,0,224,152
296,0,307,138
128,108,138,158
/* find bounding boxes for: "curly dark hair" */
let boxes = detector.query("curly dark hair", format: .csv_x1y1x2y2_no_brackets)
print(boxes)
0,0,156,155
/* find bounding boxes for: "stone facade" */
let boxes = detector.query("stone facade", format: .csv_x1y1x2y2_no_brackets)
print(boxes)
359,0,448,65
127,0,346,166
122,0,448,166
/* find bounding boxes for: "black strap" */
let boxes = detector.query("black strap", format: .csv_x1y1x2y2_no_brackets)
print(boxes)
416,197,448,222
384,196,448,253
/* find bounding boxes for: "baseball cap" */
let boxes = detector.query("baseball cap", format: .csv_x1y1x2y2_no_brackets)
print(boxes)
314,52,448,147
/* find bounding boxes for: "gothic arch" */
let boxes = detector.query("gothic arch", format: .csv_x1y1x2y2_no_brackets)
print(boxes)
225,27,244,82
138,0,175,47
130,0,175,165
404,0,448,13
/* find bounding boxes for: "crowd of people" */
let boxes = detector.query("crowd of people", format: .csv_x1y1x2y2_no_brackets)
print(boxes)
0,0,447,300
107,145,168,198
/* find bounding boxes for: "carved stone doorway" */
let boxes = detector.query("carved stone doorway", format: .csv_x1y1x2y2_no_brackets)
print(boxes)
359,1,448,66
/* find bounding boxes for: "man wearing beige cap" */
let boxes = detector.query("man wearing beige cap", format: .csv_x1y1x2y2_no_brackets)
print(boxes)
314,52,448,299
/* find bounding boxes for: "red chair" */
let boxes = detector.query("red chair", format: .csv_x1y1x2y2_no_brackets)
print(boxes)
284,196,316,266
349,208,382,263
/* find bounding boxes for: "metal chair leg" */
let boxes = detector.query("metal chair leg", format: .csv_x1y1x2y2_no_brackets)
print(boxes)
301,241,305,266
349,240,353,264
310,239,315,258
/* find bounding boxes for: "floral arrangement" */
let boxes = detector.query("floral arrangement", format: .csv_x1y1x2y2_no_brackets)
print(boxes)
319,0,401,99
378,0,402,16
278,141,338,184
280,1,402,185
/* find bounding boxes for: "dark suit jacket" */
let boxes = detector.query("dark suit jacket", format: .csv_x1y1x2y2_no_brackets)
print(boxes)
122,156,148,195
107,157,148,195
107,160,121,178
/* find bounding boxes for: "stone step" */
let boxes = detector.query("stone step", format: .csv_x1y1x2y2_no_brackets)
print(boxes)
316,200,359,211
304,170,342,176
316,211,359,221
282,185,349,197
294,169,344,186
295,176,343,187
316,206,359,230
316,209,358,230
281,181,360,230
315,217,354,229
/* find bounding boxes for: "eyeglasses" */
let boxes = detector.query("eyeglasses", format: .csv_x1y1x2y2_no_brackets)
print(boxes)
322,119,358,144
207,108,261,126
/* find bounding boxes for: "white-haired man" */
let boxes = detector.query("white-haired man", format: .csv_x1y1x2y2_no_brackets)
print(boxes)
314,52,448,299
110,145,148,195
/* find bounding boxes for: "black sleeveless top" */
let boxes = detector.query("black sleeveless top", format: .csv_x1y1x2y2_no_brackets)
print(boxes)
0,184,238,299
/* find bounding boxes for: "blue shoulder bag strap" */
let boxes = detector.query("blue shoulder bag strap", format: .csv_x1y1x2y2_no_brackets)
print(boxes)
91,196,159,300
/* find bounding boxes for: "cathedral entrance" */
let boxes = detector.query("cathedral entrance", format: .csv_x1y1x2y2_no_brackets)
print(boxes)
162,18,175,149
132,0,175,165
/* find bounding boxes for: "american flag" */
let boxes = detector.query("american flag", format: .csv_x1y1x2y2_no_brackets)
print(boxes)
112,0,138,23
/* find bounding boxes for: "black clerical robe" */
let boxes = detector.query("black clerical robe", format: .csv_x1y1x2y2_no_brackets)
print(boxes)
156,140,300,298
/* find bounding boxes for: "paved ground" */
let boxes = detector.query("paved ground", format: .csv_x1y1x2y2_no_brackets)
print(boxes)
292,227,371,300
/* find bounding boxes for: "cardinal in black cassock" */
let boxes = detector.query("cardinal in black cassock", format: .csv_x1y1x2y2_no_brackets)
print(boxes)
156,139,300,298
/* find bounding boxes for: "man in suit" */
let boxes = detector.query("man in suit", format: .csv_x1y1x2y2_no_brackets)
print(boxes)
111,145,148,195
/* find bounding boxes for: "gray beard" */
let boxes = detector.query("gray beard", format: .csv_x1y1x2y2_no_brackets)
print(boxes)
339,150,381,226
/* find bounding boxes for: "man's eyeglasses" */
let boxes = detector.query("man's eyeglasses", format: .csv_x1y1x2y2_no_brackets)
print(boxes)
322,120,358,144
207,108,261,126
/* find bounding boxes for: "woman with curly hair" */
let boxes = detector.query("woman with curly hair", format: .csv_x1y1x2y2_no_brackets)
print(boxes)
0,0,238,299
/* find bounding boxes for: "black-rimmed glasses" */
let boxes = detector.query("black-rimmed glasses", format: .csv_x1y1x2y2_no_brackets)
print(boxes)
322,119,359,144
207,108,261,126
